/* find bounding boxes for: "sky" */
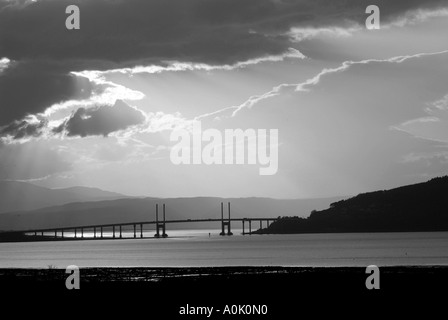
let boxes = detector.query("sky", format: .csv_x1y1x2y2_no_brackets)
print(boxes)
1,0,448,198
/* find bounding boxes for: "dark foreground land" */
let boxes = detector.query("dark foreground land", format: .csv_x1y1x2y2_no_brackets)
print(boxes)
1,266,447,318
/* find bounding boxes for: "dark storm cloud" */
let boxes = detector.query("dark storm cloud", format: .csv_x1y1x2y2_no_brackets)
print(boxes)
55,100,146,137
0,116,47,140
0,0,447,139
0,60,93,127
2,0,447,65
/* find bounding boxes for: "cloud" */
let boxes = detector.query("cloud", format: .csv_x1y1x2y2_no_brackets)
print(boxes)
2,0,447,66
0,115,47,142
0,0,292,65
143,112,193,133
93,48,306,76
0,0,447,143
0,60,94,127
393,93,448,143
389,7,448,27
288,26,359,42
295,50,448,91
55,100,146,138
0,57,10,72
202,49,448,117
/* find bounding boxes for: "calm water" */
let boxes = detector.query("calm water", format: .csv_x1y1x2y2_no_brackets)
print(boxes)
1,230,447,268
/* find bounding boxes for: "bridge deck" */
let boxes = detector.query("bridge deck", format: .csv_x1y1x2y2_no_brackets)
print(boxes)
1,217,279,235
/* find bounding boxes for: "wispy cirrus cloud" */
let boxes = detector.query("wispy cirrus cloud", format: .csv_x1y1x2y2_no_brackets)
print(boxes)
388,7,448,28
288,26,359,42
95,48,306,76
393,93,448,143
286,7,448,42
197,49,448,119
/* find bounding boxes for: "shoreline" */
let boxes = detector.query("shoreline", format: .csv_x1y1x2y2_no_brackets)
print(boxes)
2,265,447,283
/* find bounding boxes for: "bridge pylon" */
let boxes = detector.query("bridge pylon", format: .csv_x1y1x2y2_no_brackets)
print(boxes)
154,203,168,238
220,202,233,236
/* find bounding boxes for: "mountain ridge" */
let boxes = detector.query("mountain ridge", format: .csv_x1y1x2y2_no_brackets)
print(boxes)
256,176,448,234
0,181,131,213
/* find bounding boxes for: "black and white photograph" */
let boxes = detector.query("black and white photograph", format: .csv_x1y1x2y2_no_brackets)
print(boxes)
1,0,448,317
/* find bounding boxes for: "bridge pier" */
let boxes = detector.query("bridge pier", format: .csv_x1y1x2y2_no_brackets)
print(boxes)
62,230,64,239
81,228,84,239
94,227,96,239
140,224,143,238
120,225,122,239
113,226,115,239
242,219,253,235
101,227,103,239
134,224,136,238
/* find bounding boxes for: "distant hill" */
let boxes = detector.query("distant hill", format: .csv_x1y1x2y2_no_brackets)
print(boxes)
256,176,448,234
0,181,130,213
0,196,345,232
